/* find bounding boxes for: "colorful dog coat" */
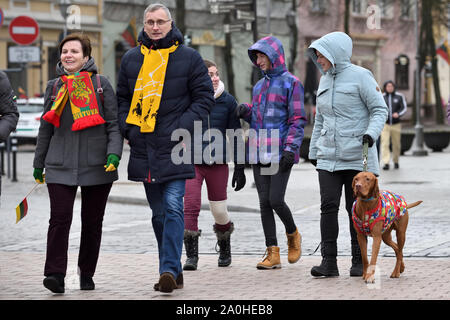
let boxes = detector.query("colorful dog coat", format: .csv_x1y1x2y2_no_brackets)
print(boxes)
352,190,408,236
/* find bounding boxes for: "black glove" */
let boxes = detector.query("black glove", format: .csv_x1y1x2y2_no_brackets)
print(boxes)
310,159,317,167
232,164,246,191
279,151,295,172
236,104,250,118
362,134,374,147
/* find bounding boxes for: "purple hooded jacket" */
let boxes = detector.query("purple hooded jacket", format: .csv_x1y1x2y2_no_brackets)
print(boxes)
243,36,307,164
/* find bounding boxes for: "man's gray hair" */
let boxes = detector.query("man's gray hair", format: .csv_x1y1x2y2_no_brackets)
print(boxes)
143,3,172,23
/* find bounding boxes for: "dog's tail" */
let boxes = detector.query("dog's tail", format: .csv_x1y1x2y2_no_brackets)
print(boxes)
407,200,423,209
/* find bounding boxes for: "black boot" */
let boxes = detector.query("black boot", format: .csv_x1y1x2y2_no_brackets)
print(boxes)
43,273,65,293
311,213,339,277
214,222,234,267
350,242,364,276
183,229,201,271
80,275,95,290
310,242,339,277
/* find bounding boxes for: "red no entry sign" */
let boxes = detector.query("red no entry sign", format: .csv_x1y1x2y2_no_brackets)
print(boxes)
9,16,40,45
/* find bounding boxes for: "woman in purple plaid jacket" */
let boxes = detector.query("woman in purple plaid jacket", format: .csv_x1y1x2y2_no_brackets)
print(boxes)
236,36,307,270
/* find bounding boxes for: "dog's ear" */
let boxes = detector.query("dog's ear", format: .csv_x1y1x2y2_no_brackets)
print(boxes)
370,176,380,198
352,175,357,196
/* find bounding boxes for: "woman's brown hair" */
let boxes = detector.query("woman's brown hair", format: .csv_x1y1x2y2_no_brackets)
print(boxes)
203,59,217,69
58,33,92,58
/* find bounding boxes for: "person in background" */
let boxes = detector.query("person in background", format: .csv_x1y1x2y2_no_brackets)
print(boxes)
116,3,214,293
0,71,19,202
236,36,306,270
307,31,388,278
33,33,123,294
380,80,407,170
182,59,245,271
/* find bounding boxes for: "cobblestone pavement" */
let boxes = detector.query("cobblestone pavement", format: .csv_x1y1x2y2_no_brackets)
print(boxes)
0,143,449,302
1,252,449,300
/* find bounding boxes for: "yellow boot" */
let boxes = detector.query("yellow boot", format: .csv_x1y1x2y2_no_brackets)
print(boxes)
256,246,281,269
287,228,302,264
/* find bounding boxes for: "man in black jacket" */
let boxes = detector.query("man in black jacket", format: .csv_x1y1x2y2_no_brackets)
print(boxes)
0,71,19,200
380,80,407,170
116,3,214,293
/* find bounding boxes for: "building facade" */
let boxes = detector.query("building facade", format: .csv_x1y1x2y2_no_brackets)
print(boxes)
298,0,449,123
0,0,103,97
2,0,448,116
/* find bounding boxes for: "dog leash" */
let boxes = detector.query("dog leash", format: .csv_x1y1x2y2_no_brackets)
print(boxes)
362,141,369,172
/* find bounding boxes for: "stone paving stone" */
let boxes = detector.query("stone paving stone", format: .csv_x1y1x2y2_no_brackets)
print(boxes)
1,251,449,300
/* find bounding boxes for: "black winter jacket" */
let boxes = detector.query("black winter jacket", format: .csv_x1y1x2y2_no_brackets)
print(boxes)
34,58,123,186
192,90,242,165
116,25,214,183
0,71,19,142
383,82,407,125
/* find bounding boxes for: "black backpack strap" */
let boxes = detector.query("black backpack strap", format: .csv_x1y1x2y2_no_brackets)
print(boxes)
51,79,60,102
95,74,104,106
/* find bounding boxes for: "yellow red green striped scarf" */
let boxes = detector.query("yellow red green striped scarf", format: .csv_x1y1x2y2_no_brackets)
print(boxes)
126,43,178,132
43,71,105,131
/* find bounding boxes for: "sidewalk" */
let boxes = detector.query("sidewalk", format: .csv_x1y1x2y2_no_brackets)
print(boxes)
1,251,449,300
1,143,450,301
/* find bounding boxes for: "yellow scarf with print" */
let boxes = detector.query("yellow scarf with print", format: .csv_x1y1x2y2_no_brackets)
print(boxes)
126,43,178,132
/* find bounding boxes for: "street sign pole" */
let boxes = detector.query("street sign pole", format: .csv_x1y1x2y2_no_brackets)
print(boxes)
412,0,427,156
252,0,258,42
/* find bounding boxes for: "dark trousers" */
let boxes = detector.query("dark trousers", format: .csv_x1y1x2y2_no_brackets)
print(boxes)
253,164,296,247
45,183,112,277
317,169,359,256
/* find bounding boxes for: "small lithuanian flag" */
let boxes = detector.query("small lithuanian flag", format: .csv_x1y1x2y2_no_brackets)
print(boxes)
16,198,28,224
15,183,40,224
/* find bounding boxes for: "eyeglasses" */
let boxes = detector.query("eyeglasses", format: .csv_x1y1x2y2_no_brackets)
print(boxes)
145,19,171,27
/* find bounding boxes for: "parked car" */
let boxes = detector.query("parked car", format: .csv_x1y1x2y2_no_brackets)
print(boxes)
11,97,44,145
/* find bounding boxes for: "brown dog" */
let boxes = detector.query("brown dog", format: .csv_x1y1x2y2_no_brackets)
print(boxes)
351,171,422,283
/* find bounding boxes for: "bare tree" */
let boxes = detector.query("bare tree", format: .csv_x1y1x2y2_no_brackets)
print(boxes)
418,0,448,124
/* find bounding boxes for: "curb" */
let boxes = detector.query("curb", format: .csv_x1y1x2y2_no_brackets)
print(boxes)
106,195,260,213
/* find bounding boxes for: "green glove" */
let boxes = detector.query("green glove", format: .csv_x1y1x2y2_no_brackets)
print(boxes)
33,168,45,184
104,154,120,172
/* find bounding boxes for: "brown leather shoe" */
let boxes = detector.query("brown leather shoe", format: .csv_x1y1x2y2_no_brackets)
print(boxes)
157,272,178,293
154,272,184,291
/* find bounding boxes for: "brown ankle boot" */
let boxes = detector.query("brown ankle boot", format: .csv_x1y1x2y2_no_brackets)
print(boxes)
256,246,281,269
286,228,302,264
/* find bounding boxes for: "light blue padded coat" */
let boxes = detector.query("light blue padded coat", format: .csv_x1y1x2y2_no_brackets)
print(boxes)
307,32,388,175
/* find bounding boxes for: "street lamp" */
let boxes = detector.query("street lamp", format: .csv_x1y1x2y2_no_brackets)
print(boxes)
59,0,71,39
412,0,427,156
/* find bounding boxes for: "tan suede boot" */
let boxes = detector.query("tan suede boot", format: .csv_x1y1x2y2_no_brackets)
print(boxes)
287,228,302,264
256,246,281,269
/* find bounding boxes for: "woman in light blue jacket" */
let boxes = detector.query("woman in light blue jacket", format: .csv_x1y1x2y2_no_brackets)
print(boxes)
307,32,388,278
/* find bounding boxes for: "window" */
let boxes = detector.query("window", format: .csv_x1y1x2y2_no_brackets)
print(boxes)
11,0,29,9
352,0,363,15
352,0,393,18
400,0,414,19
395,54,409,90
310,0,328,14
378,0,387,17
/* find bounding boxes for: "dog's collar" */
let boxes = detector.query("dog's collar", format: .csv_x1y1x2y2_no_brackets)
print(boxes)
361,197,376,202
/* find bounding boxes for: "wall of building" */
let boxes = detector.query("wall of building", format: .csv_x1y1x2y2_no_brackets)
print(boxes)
0,0,102,97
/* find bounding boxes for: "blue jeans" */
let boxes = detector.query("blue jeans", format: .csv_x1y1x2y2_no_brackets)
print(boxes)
144,179,185,277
